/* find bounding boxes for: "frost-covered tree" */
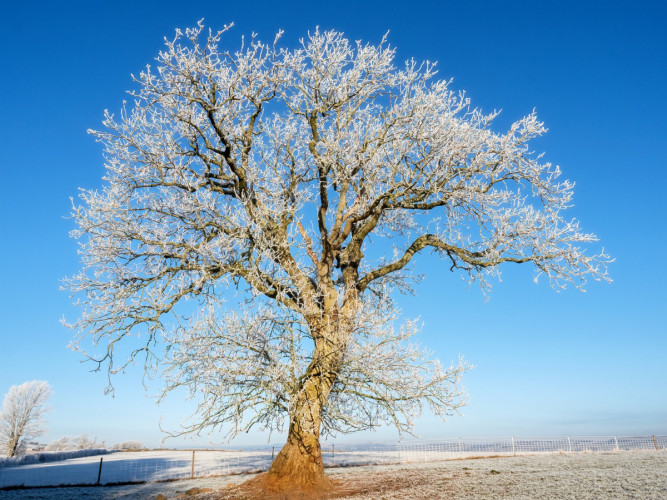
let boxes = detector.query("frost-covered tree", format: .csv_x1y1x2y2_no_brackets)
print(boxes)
112,440,144,450
0,381,52,458
66,22,609,489
45,434,106,451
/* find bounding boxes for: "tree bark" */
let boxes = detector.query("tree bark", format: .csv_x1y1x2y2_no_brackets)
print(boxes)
266,338,341,490
7,434,19,458
266,418,328,490
266,389,331,490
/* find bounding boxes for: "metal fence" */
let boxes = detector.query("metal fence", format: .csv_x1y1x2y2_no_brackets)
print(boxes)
0,435,664,489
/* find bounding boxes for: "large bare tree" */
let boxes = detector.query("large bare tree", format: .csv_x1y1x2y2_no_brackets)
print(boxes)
0,381,52,458
66,22,609,489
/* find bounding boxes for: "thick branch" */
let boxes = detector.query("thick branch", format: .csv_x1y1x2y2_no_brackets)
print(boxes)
357,234,532,292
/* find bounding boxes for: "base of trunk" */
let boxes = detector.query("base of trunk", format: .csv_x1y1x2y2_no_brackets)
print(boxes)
266,433,331,491
245,472,332,496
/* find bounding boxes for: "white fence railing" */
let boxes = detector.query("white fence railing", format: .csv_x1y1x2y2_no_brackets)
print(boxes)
0,435,664,489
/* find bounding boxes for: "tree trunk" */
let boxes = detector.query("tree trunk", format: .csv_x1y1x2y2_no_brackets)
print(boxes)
7,434,19,458
266,345,339,491
266,418,328,490
263,302,351,492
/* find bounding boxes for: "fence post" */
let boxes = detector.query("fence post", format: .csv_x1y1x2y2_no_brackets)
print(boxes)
614,436,619,451
271,446,275,460
96,457,103,485
511,436,515,456
567,436,572,453
653,435,659,451
191,450,195,479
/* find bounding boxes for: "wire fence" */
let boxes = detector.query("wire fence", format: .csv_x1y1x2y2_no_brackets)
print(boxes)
391,435,666,463
0,435,664,489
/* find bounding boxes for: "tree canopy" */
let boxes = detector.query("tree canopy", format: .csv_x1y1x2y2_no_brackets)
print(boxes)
66,21,609,487
0,381,52,458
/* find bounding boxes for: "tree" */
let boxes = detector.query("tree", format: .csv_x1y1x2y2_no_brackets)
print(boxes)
112,440,144,450
45,434,106,451
66,22,609,489
0,381,52,458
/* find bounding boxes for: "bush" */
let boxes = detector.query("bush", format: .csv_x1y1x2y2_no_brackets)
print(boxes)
112,440,144,450
45,434,106,451
0,448,111,466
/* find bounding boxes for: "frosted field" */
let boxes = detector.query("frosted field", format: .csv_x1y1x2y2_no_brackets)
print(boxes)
0,448,515,488
1,450,665,499
3,436,663,489
0,450,272,487
329,451,667,500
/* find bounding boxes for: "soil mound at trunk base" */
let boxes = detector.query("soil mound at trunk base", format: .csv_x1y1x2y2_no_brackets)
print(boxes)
209,470,422,499
222,473,337,499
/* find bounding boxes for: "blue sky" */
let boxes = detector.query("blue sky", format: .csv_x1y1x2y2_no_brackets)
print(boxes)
1,0,665,448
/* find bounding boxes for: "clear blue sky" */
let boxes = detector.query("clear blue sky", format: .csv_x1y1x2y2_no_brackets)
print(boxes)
1,0,665,448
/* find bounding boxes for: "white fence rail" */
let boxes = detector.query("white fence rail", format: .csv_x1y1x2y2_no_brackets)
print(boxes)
0,435,664,489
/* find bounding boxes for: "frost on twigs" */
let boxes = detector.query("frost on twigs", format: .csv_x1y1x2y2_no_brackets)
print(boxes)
0,381,52,458
64,21,610,449
160,294,467,441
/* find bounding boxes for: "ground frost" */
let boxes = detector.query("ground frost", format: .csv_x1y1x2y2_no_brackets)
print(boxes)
1,451,664,499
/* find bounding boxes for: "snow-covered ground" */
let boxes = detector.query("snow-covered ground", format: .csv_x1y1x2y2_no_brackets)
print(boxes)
0,448,405,488
331,450,667,500
0,450,271,487
1,451,665,499
3,436,663,489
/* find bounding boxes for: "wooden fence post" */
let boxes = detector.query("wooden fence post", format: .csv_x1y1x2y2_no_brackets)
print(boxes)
653,435,659,451
96,457,103,485
191,450,195,479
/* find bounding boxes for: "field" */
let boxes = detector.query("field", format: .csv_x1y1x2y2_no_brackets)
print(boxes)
1,450,665,499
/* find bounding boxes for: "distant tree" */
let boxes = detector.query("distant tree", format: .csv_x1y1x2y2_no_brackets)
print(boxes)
0,381,52,458
44,436,71,452
112,440,144,450
71,434,106,450
66,22,610,489
45,434,106,451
